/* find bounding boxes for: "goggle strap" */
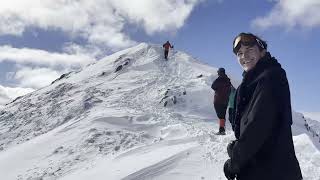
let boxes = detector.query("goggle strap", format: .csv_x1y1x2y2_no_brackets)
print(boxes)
255,38,265,49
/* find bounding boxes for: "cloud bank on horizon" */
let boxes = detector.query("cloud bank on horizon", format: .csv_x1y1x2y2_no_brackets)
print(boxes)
0,0,205,105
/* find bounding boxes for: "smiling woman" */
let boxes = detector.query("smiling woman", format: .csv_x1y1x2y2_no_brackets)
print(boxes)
233,33,267,72
224,32,303,180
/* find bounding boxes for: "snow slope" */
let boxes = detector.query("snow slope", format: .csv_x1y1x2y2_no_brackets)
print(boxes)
0,43,319,180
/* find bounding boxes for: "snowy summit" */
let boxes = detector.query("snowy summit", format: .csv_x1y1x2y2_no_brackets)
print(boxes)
0,43,319,180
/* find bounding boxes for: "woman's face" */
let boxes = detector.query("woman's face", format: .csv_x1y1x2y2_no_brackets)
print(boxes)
236,44,265,72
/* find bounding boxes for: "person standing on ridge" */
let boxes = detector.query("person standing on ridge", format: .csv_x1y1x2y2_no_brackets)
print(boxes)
211,67,231,135
163,41,173,60
223,32,302,180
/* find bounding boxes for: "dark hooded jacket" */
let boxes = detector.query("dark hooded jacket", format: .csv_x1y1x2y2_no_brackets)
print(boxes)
211,74,231,105
229,52,302,180
163,42,173,51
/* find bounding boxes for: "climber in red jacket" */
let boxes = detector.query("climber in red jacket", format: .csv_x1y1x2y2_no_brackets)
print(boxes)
162,41,173,60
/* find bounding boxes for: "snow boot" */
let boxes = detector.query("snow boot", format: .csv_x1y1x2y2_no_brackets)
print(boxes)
215,127,226,135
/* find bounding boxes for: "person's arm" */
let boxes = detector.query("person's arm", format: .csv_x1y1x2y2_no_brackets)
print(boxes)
229,70,285,173
211,78,220,90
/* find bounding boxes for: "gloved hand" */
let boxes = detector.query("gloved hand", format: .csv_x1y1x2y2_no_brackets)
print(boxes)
227,140,237,158
224,159,236,180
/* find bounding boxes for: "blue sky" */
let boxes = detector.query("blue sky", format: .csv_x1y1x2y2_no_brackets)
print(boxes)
0,0,319,114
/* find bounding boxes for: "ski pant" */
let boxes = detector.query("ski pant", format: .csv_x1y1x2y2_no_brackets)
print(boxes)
164,50,169,59
214,103,227,119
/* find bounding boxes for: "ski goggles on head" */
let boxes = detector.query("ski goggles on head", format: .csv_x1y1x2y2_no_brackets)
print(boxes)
233,34,265,54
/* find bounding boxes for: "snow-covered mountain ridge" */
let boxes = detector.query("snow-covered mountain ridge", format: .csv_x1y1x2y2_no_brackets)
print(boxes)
0,43,319,180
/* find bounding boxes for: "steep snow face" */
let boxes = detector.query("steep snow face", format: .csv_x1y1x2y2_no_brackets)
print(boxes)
0,43,319,180
0,43,222,179
294,134,320,179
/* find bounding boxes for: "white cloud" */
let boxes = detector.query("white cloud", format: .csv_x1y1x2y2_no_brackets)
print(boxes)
0,85,34,107
252,0,320,30
0,45,95,68
0,45,95,91
0,0,205,92
108,0,201,35
14,67,62,89
62,43,103,58
0,91,11,107
0,0,204,50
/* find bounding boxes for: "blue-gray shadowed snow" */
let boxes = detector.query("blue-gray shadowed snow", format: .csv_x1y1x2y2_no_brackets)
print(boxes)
0,43,319,179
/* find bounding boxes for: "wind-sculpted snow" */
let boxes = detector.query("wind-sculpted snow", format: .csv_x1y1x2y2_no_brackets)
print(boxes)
16,127,146,180
0,82,115,152
0,43,319,179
